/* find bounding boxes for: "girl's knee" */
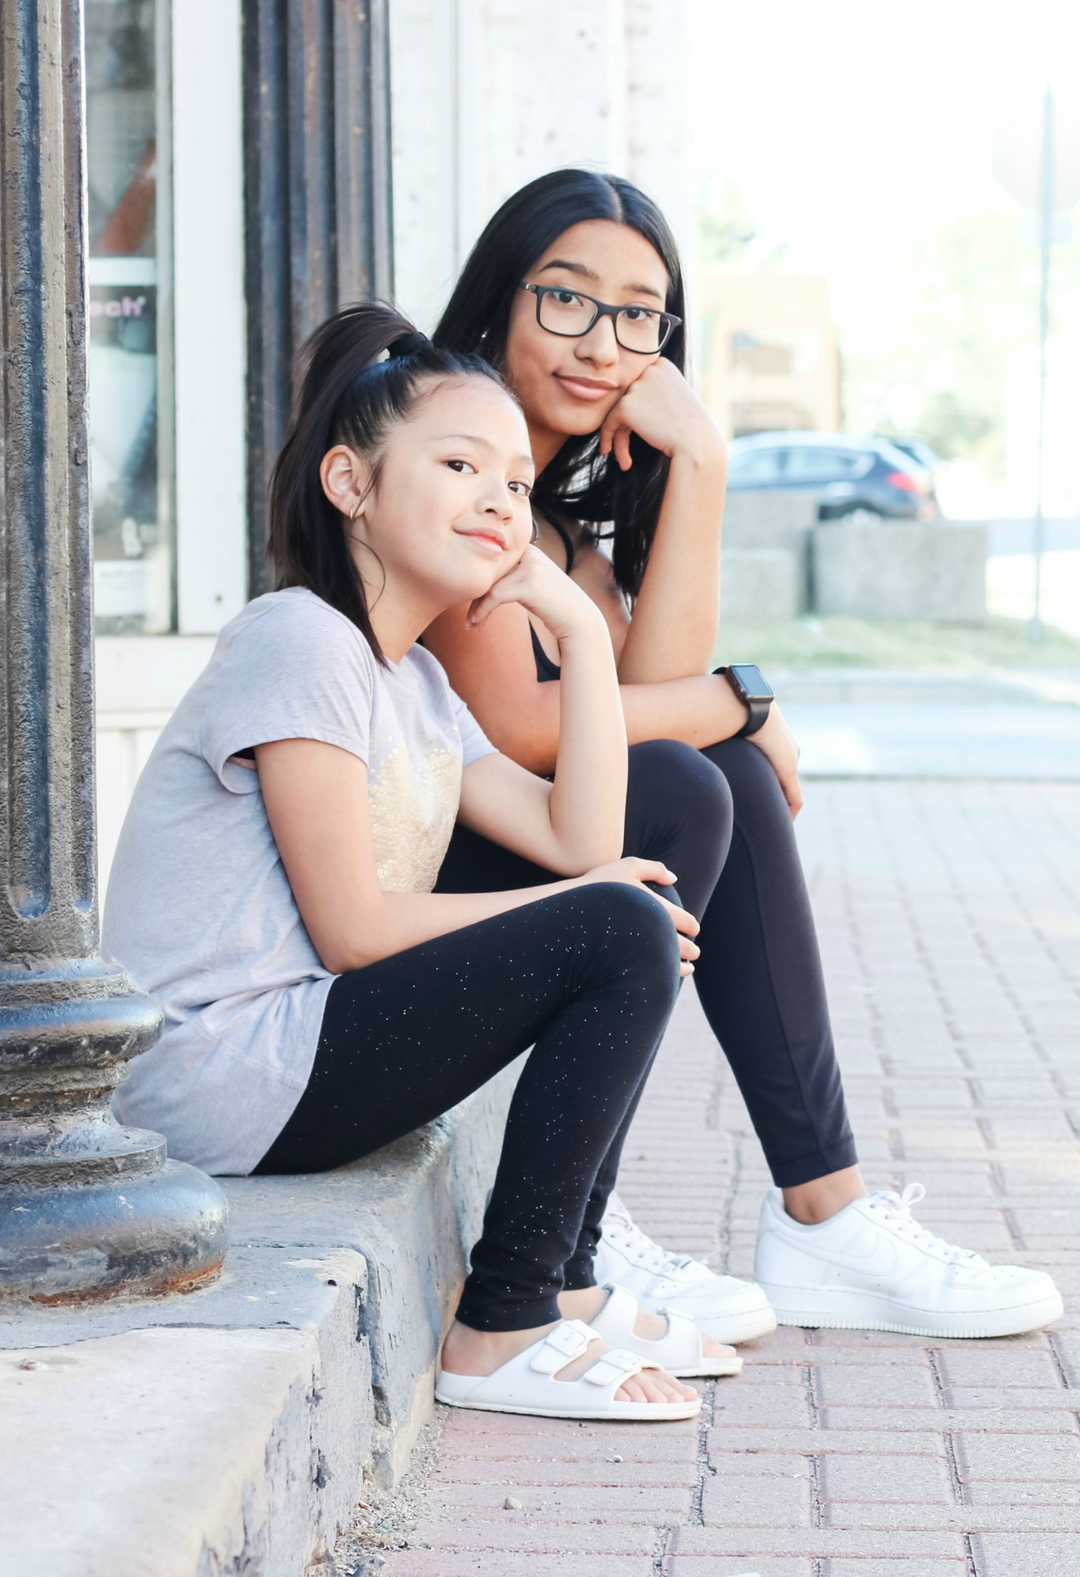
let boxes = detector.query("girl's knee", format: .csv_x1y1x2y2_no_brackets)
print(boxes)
575,880,680,961
629,740,733,838
704,737,789,830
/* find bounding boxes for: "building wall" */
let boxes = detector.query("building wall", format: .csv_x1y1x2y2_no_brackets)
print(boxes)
390,0,694,334
96,0,245,895
698,270,841,440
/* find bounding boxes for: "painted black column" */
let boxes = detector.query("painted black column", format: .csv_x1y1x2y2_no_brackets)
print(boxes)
0,0,229,1302
243,0,394,596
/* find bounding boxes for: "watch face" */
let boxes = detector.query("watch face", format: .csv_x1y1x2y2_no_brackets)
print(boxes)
729,664,774,702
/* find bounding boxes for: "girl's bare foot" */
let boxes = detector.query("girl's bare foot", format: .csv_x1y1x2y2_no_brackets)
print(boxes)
440,1318,697,1406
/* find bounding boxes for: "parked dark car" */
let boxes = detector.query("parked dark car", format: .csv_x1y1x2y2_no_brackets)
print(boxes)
726,432,936,519
878,433,941,477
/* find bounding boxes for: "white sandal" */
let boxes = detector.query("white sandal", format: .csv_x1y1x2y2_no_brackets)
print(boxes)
435,1318,701,1420
590,1282,743,1378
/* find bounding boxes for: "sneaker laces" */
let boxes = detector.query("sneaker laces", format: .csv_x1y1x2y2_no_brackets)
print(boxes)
866,1183,987,1268
601,1195,709,1279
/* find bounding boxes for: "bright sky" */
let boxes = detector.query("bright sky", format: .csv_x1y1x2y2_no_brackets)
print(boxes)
689,0,1080,354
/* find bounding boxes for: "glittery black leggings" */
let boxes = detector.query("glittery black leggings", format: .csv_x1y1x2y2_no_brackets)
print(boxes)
254,883,681,1331
434,738,857,1203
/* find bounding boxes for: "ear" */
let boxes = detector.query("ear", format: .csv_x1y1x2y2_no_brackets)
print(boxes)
320,444,371,521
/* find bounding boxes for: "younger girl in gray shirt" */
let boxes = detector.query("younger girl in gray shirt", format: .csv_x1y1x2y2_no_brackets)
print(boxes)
103,303,705,1423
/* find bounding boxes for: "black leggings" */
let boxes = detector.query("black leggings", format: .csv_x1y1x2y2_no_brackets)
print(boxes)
255,883,681,1331
435,739,857,1191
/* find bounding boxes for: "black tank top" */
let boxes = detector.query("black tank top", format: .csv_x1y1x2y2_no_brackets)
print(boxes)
530,624,561,684
529,511,574,682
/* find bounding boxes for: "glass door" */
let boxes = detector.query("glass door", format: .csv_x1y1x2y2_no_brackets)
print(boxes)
86,0,174,634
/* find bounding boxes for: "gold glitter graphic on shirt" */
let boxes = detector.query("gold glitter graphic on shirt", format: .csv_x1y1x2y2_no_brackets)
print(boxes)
368,741,462,893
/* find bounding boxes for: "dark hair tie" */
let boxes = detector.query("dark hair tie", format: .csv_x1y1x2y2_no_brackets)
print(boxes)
387,331,430,359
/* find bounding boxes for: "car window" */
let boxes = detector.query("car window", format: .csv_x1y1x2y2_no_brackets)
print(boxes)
786,447,868,481
884,437,936,470
728,446,787,482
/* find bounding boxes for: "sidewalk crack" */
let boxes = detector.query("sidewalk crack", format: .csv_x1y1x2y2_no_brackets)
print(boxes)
928,1349,969,1508
802,1362,822,1428
716,1134,743,1276
808,1452,825,1529
941,1430,968,1506
1002,1207,1026,1250
975,1116,997,1151
1048,1330,1077,1389
651,1524,675,1577
688,1378,717,1527
965,1530,981,1576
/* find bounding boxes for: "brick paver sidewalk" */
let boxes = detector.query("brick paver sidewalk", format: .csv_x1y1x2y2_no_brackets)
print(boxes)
384,781,1080,1577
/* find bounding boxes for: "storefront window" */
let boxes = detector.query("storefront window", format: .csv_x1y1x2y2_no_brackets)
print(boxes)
86,0,174,634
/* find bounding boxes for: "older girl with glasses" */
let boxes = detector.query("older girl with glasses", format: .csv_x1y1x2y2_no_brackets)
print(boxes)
425,168,1062,1344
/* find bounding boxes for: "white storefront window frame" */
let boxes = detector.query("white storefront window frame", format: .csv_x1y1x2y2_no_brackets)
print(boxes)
96,0,246,886
172,0,247,635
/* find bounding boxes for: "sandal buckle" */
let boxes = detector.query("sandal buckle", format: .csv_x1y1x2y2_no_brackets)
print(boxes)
585,1347,644,1387
530,1319,592,1375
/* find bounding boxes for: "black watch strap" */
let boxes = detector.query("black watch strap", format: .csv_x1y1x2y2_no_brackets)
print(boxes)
735,697,771,738
714,665,773,739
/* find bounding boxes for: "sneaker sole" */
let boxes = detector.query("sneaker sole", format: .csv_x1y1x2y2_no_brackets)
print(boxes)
635,1299,778,1345
670,1354,744,1378
690,1305,779,1345
759,1284,1065,1339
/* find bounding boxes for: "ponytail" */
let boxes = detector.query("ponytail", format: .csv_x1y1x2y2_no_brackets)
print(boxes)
268,302,506,663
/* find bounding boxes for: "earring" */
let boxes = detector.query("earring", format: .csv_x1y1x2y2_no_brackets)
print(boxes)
350,500,360,522
530,514,540,544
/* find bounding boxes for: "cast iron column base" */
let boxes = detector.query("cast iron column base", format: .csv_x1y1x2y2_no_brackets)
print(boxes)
0,960,228,1304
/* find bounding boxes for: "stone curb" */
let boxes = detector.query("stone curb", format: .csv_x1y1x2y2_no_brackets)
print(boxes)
0,1061,520,1574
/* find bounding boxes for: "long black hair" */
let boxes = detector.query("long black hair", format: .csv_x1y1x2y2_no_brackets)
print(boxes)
268,302,505,664
434,168,687,598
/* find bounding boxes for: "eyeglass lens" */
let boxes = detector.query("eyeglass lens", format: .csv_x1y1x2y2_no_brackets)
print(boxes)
538,289,668,352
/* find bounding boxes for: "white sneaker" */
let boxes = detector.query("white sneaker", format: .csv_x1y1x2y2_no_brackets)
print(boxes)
596,1194,777,1344
754,1183,1064,1338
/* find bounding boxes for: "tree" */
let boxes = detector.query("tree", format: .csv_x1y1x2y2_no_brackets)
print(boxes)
845,210,1080,475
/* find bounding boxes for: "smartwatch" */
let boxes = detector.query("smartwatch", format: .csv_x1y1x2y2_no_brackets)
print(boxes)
714,664,774,738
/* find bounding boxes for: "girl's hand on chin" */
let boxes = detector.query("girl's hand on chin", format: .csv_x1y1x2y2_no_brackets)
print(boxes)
598,357,725,472
465,544,608,645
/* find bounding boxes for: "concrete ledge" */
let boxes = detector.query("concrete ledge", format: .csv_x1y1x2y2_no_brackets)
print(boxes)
813,518,987,621
0,1061,520,1573
721,547,806,620
721,490,817,619
223,1056,521,1486
1,1250,371,1577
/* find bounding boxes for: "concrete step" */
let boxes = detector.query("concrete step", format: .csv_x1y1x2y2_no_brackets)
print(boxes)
0,1060,520,1576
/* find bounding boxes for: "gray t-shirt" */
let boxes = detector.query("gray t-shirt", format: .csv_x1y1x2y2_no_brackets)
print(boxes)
103,587,494,1175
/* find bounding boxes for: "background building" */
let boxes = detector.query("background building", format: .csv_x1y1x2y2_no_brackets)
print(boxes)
697,269,840,440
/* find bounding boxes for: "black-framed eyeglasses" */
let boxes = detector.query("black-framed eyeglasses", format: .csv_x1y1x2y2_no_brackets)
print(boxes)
520,282,680,354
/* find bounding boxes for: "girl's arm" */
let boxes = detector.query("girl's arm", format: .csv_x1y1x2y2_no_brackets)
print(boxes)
257,547,702,973
594,357,727,685
452,545,627,873
261,738,700,971
423,597,804,817
425,599,747,771
257,741,696,974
